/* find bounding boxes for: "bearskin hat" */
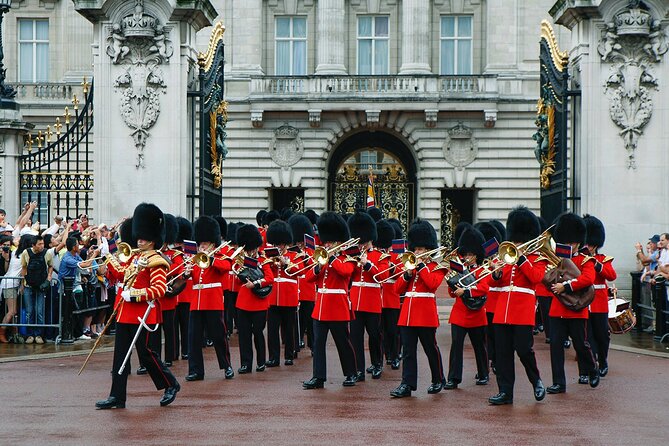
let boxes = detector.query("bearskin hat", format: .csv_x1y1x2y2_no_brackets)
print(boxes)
236,224,263,251
304,209,319,225
489,220,506,242
176,217,192,243
164,214,178,245
318,211,350,243
348,211,377,243
537,216,549,233
458,226,486,265
132,203,165,248
407,219,438,251
374,219,394,249
474,222,502,246
454,221,473,245
367,207,383,222
506,206,540,243
553,212,586,245
256,210,268,226
226,222,239,244
193,216,222,246
387,218,403,238
584,214,605,248
119,217,136,248
280,207,295,222
213,216,228,243
267,220,293,246
288,214,313,244
262,210,281,227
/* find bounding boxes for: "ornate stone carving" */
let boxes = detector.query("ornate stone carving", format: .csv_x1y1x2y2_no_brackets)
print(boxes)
366,110,380,128
443,122,478,168
598,0,668,169
106,0,173,168
251,110,264,128
425,109,438,128
308,109,321,128
269,125,304,167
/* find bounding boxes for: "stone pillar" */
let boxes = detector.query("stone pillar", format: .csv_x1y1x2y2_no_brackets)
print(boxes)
229,0,263,76
73,0,216,224
398,0,431,74
315,0,347,75
0,108,32,217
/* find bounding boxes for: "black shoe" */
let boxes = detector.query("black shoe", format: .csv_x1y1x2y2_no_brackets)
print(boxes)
371,366,382,380
476,376,489,385
488,392,513,405
563,340,571,349
385,359,393,365
206,339,214,347
303,377,325,389
136,366,148,375
237,365,251,374
427,382,443,394
534,379,546,401
299,341,305,348
546,384,566,394
265,360,280,368
225,367,235,379
164,361,173,367
578,375,589,384
160,383,180,407
588,372,600,388
366,365,374,374
343,376,357,387
256,364,266,372
391,359,400,370
491,363,497,375
181,354,189,360
390,384,412,398
95,396,125,409
545,338,551,344
185,373,204,382
537,324,544,333
443,380,458,389
284,359,294,366
533,328,540,335
355,371,365,382
599,366,608,377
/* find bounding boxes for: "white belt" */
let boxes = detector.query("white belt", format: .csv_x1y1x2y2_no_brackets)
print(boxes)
192,282,222,290
593,284,607,290
299,275,306,279
488,287,503,292
404,292,435,298
275,277,297,284
317,288,347,295
383,279,396,284
351,281,381,289
499,286,535,295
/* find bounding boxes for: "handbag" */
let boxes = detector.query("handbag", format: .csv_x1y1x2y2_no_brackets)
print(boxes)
542,258,594,312
237,267,273,298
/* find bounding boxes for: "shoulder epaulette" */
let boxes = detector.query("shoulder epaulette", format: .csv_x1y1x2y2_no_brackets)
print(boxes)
581,255,595,266
602,256,614,263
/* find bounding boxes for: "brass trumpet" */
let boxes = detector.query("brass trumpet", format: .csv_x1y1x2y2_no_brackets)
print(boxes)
190,241,232,269
77,242,139,269
286,238,361,277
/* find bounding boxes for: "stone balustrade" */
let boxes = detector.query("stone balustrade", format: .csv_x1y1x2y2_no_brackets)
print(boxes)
8,82,83,102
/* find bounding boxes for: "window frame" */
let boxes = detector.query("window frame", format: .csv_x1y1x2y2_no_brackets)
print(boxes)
439,15,473,75
17,18,50,83
274,16,308,76
356,15,390,75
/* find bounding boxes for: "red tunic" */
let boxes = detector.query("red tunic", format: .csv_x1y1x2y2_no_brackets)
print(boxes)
449,267,488,328
350,249,389,314
190,253,231,311
161,249,182,312
534,256,553,297
269,251,299,307
381,252,401,309
394,261,447,328
296,249,316,302
492,253,545,326
305,253,355,321
590,254,617,314
549,253,596,319
235,256,275,312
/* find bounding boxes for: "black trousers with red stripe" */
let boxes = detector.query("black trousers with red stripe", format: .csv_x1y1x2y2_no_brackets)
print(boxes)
109,322,177,403
268,305,297,362
351,311,383,372
399,326,445,390
188,310,231,376
161,308,176,362
312,319,356,380
447,324,488,383
494,324,541,397
549,317,596,387
381,308,400,362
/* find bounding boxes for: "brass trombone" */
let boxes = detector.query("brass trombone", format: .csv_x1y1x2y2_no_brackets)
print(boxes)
377,247,458,284
286,238,361,277
77,242,138,269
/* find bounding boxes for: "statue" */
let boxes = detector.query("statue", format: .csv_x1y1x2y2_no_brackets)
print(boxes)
644,20,668,61
598,23,621,61
106,24,129,64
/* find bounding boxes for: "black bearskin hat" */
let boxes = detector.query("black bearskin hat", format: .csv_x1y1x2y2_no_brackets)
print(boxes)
348,211,377,243
387,218,403,238
193,216,222,246
407,219,438,251
584,214,605,248
374,220,394,249
537,216,549,233
119,217,136,248
262,210,280,227
304,209,319,225
213,216,228,243
267,220,293,246
280,208,295,222
288,214,313,244
490,220,506,242
553,212,586,245
132,203,165,248
237,224,263,251
256,210,268,226
226,222,239,244
474,222,502,246
458,226,486,265
454,221,473,245
175,217,192,243
317,211,350,243
164,214,178,245
506,206,540,243
367,207,383,222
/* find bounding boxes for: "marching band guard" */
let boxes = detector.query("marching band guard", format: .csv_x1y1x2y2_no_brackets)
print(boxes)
582,214,616,379
266,220,299,367
96,203,180,409
185,216,234,382
390,219,447,398
446,226,489,389
488,206,545,406
235,224,274,374
289,214,316,354
173,217,193,360
160,214,181,367
303,212,358,389
535,216,553,344
377,220,401,370
224,223,240,336
546,212,600,394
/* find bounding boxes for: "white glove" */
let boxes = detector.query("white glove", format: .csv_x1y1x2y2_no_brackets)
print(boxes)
121,290,132,302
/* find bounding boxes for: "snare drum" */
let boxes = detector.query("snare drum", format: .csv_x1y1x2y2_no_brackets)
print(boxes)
607,297,636,334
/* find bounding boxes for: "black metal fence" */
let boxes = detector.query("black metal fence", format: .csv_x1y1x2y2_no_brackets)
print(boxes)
630,271,669,342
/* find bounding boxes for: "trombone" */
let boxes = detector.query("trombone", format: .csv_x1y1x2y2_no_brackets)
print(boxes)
77,242,138,269
286,238,360,277
377,247,458,284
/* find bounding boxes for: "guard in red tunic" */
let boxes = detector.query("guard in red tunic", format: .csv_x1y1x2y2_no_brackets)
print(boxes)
304,209,321,246
446,226,489,389
390,219,447,398
289,214,316,354
546,212,599,394
96,203,180,409
582,215,616,378
377,220,401,370
223,222,240,336
303,212,358,389
235,224,275,374
160,214,181,367
534,216,553,344
488,206,546,406
173,217,193,360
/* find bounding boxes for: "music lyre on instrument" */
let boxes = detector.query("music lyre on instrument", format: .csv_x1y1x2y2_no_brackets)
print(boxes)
286,238,360,277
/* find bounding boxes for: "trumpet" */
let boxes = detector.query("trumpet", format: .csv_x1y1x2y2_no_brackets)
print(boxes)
190,241,232,269
286,238,360,277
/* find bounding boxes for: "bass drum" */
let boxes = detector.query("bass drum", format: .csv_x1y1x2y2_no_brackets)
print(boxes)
608,297,636,334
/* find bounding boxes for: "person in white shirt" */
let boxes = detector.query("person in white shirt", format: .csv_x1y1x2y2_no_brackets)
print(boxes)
43,215,65,237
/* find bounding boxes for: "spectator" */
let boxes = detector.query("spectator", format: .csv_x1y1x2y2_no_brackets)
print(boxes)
0,235,21,343
20,235,54,344
655,233,669,278
43,215,65,237
637,235,660,282
12,202,37,240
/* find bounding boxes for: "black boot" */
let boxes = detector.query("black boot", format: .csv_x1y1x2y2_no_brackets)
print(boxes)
488,392,513,405
160,382,180,407
95,396,125,409
390,384,412,398
303,377,325,389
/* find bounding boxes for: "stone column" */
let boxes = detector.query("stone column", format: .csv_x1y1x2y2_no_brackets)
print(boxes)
399,0,431,74
229,0,264,76
0,108,32,216
315,0,347,75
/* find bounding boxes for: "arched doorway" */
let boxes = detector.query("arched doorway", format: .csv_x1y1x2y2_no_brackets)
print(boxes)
328,131,417,233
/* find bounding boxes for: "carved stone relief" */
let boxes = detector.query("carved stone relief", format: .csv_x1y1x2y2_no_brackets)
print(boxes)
269,125,304,167
597,0,668,169
443,122,478,168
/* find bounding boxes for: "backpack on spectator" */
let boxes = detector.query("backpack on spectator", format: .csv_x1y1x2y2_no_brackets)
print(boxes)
25,249,48,289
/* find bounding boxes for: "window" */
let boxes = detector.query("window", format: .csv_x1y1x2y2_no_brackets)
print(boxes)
440,16,472,75
357,16,389,75
275,17,307,75
18,19,49,83
20,192,49,225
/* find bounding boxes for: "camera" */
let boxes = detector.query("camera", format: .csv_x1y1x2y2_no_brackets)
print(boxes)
1,246,9,253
